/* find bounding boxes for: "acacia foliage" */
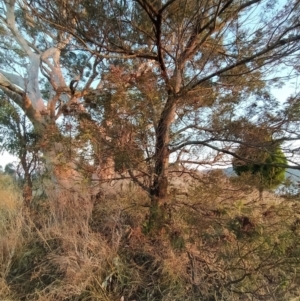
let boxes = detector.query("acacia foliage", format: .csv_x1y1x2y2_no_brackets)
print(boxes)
233,144,287,191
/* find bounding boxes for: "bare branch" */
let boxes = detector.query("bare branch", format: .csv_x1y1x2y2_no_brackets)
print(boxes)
188,34,300,91
5,0,33,56
0,72,24,97
128,169,150,193
159,0,177,13
197,141,300,169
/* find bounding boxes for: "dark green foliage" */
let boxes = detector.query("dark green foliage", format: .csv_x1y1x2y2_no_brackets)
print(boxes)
4,163,16,176
114,147,144,172
233,144,287,192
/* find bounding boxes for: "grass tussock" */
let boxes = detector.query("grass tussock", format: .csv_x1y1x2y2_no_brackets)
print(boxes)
1,171,300,300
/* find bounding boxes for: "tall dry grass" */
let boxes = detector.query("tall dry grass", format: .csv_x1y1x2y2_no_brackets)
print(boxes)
0,174,23,301
1,171,300,300
0,174,111,301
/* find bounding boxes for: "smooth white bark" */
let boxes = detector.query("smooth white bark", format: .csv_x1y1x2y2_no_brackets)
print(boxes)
0,0,82,123
0,71,25,90
4,1,45,111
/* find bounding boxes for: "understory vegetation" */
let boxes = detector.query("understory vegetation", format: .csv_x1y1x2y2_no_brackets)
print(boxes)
1,171,300,301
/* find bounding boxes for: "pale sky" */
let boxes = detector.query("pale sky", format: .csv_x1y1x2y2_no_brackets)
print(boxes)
0,152,17,169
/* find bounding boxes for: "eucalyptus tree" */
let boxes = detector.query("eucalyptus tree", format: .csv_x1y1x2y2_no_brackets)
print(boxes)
0,96,39,205
0,0,109,188
0,0,148,195
1,0,300,227
30,1,300,196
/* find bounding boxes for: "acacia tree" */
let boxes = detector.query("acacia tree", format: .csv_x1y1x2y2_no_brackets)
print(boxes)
1,0,300,226
233,139,287,199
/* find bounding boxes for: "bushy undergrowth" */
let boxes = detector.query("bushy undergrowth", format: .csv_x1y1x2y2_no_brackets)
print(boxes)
1,172,300,301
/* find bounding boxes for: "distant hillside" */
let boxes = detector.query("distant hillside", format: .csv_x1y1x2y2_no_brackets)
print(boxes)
286,169,300,182
223,167,300,183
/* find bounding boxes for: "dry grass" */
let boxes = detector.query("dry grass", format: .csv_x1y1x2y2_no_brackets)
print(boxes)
1,171,300,300
0,175,23,301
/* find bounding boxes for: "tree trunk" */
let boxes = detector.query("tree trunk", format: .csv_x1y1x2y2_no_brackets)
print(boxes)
148,96,177,232
95,103,116,181
23,173,33,208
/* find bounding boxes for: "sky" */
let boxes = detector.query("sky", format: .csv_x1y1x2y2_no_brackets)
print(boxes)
0,152,17,168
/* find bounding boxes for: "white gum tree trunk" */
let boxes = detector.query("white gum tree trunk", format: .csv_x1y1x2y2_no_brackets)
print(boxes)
0,0,81,194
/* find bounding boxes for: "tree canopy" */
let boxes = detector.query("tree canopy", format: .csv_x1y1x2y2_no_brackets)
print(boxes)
0,0,299,220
